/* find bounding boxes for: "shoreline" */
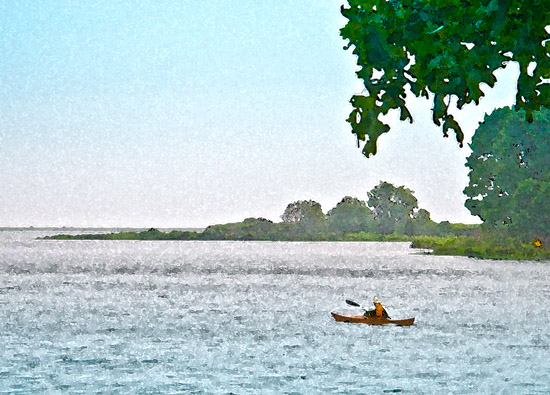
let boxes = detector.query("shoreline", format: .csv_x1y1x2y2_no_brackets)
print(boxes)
37,230,550,261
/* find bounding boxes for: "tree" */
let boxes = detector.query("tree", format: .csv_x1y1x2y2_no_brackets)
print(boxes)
409,208,438,236
202,218,276,240
281,200,324,223
367,182,418,234
280,200,327,237
326,196,375,234
512,180,550,244
340,1,550,157
464,107,550,242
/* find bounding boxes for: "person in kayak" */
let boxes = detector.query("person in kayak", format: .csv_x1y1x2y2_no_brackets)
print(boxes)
364,297,391,319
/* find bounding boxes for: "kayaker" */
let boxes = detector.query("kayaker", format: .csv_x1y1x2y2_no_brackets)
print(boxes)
364,296,391,319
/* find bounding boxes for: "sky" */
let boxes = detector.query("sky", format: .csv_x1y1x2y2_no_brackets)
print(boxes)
0,1,519,228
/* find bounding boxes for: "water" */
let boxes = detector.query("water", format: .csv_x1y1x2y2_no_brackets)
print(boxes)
1,231,549,394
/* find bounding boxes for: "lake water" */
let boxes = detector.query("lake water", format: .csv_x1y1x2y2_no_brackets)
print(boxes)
1,231,549,394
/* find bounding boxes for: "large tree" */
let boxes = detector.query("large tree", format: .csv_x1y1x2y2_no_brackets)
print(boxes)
367,181,419,234
464,107,550,242
340,1,550,157
280,200,327,236
326,196,375,234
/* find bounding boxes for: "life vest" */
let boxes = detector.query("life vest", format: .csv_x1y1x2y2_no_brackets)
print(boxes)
375,304,384,317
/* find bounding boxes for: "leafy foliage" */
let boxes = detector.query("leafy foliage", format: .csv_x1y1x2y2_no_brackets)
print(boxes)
281,200,328,238
512,180,550,241
411,235,550,260
464,107,550,242
326,196,375,234
367,181,419,234
46,183,478,242
280,200,326,233
340,0,550,157
201,218,277,240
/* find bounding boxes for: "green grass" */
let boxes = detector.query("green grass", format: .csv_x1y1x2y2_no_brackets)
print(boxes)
411,236,550,261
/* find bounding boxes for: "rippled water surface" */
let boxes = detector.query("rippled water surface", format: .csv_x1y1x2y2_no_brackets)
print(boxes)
1,231,550,394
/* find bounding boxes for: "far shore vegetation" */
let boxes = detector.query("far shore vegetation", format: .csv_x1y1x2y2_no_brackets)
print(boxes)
43,176,550,261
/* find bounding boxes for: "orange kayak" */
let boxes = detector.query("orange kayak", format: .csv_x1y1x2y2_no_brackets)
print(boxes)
331,312,415,326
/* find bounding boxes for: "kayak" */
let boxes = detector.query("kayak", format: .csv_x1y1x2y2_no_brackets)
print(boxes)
331,312,415,326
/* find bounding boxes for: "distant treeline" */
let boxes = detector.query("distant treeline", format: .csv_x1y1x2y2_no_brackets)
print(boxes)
43,109,550,260
44,181,479,242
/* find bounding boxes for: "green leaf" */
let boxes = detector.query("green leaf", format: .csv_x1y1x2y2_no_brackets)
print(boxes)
442,115,464,147
341,0,550,157
432,94,447,126
400,104,413,123
357,111,390,157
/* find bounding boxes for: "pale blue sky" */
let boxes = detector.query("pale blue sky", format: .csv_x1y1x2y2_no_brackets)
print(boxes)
1,1,517,227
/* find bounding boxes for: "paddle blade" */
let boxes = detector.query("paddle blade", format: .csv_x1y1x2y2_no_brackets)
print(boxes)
345,299,361,307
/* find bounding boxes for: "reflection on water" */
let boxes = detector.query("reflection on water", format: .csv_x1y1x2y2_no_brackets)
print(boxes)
1,231,549,393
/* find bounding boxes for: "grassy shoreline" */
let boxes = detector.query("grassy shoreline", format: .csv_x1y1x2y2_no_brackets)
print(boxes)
411,236,550,261
41,229,550,261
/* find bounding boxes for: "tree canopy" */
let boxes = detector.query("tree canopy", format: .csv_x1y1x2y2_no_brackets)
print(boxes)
367,181,419,234
340,0,550,157
280,200,327,236
48,181,481,242
326,196,375,233
464,107,550,242
281,200,326,224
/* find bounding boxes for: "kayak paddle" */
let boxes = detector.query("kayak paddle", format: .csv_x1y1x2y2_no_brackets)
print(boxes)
346,299,367,310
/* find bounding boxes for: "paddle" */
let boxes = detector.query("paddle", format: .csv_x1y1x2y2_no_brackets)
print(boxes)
346,299,367,310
